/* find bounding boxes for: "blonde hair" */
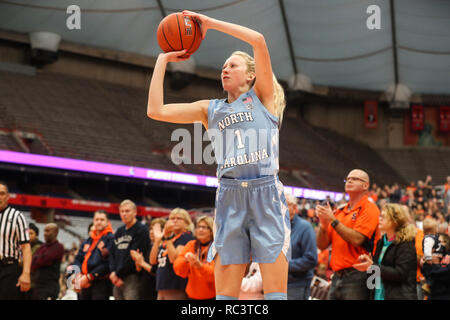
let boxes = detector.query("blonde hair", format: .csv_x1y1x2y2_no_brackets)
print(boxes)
119,199,137,212
231,51,286,127
150,217,166,229
423,217,437,235
169,207,194,233
196,215,214,232
382,203,416,243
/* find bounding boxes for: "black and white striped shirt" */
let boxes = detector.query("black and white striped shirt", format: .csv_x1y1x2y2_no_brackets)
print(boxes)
0,206,30,260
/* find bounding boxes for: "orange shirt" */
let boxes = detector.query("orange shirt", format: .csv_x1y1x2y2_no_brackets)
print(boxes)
327,195,380,271
318,249,330,266
415,228,425,283
173,240,215,300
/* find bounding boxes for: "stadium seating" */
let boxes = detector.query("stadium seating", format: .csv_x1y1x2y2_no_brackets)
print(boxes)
0,69,444,192
376,147,450,185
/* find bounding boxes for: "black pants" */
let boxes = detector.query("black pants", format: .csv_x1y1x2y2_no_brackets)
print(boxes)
328,269,370,300
0,262,23,300
32,283,60,300
79,279,112,300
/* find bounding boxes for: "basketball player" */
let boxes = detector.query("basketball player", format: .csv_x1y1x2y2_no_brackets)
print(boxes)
147,10,290,300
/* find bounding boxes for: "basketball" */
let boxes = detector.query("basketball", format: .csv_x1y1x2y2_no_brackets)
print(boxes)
157,12,202,57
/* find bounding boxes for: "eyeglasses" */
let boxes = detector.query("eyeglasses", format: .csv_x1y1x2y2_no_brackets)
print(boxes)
196,225,211,230
344,177,367,183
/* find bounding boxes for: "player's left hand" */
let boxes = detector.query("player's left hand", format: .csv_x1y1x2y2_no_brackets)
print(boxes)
182,10,210,39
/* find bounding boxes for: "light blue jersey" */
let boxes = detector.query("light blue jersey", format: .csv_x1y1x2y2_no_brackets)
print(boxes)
206,88,291,266
207,88,279,179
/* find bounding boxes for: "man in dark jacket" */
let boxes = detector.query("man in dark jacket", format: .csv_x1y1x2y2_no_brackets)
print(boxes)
286,193,318,300
421,233,450,300
109,199,149,300
72,210,114,300
31,223,65,300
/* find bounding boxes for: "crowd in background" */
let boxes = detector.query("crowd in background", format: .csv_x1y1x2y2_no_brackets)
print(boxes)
20,175,450,300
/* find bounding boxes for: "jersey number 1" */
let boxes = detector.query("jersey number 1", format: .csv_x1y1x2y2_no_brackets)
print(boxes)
234,129,245,149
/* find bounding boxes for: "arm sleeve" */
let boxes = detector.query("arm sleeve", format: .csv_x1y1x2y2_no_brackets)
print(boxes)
423,237,435,260
109,236,117,273
32,243,65,269
116,226,150,278
173,242,192,279
422,260,450,278
16,212,30,244
353,204,379,239
89,235,114,277
73,240,87,268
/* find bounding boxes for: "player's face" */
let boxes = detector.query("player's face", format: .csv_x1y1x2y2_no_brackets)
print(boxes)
221,55,254,93
93,213,108,232
0,184,9,211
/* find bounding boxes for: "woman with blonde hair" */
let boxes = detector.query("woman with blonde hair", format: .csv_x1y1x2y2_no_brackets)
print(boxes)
173,216,215,300
147,9,290,300
149,208,194,300
353,203,417,300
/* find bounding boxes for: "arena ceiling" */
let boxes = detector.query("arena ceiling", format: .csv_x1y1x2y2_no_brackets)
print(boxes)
0,0,449,96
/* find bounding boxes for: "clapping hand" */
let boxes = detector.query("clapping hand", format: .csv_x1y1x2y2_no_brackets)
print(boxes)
185,252,201,268
316,202,335,227
130,249,144,272
353,254,373,272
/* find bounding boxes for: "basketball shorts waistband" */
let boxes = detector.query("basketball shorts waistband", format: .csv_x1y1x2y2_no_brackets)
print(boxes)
219,175,279,188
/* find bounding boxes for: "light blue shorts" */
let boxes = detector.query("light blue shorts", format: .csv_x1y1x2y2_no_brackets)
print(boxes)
207,175,291,265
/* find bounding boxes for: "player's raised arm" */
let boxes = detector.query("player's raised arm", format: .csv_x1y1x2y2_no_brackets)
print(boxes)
182,10,275,116
147,50,209,129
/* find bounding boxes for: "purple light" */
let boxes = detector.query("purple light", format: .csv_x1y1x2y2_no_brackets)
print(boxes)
0,150,342,201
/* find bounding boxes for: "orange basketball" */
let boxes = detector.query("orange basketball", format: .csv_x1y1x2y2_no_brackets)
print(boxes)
157,12,202,57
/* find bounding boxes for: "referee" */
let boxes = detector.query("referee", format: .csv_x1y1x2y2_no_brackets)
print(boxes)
0,181,32,300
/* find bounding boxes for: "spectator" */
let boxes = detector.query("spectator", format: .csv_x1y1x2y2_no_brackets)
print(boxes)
421,233,450,300
130,217,166,300
422,218,441,263
316,247,333,281
401,205,426,300
285,193,318,300
173,216,215,300
316,169,380,300
28,223,43,255
150,208,194,300
72,210,114,300
109,199,150,300
0,181,32,300
445,176,450,215
31,223,65,300
239,262,264,300
389,183,401,203
354,203,417,300
24,222,43,300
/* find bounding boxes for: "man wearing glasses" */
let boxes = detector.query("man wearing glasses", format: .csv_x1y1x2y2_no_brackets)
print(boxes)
316,169,380,300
